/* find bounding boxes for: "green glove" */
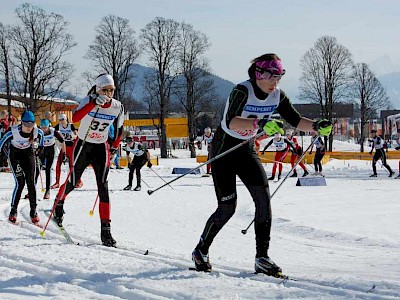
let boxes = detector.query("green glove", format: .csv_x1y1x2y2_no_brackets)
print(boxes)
313,119,332,136
259,119,284,136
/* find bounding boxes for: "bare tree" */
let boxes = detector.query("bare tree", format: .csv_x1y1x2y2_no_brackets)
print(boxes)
0,22,13,120
174,22,215,158
299,36,353,151
140,17,180,158
351,63,390,152
85,15,140,102
8,3,76,112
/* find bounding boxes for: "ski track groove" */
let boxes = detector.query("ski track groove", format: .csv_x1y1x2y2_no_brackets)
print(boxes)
1,201,181,300
66,230,398,299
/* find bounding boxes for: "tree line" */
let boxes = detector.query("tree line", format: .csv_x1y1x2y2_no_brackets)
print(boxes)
0,4,391,156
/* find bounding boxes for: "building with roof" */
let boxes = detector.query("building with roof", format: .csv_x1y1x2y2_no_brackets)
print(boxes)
0,92,79,123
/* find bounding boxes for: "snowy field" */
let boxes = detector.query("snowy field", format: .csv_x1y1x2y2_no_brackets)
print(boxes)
0,139,400,300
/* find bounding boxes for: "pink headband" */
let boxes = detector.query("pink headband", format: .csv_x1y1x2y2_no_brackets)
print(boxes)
255,60,284,74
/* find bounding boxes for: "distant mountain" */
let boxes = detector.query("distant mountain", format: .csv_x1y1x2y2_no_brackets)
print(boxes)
129,64,234,103
369,55,400,76
378,72,400,109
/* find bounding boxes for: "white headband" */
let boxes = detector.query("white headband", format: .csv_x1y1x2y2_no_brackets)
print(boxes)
95,74,114,92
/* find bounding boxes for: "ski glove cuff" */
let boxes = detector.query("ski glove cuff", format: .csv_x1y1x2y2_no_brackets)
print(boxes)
259,119,284,136
313,119,332,136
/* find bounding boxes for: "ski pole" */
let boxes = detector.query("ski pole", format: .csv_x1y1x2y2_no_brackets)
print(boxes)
241,138,318,235
148,166,174,189
379,160,391,174
147,131,266,195
89,194,99,217
141,178,150,188
36,157,45,193
40,107,100,236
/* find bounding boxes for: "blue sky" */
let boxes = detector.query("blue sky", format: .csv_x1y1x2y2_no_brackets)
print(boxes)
0,0,399,98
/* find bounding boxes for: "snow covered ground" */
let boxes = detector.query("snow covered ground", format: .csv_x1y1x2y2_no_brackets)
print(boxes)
1,140,400,299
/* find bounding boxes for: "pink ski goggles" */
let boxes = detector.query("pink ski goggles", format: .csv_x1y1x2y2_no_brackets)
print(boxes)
255,60,285,80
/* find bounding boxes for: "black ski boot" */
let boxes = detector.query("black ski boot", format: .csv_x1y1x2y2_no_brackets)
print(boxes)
389,171,395,177
101,222,117,247
255,256,282,277
277,173,282,180
53,201,64,227
302,170,309,177
192,248,212,272
133,186,141,191
123,185,132,190
290,172,297,177
369,173,377,177
8,207,17,223
268,176,275,181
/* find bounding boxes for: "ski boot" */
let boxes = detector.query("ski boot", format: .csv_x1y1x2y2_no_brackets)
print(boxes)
289,172,297,177
30,209,40,224
255,256,282,277
389,171,395,178
302,170,309,177
123,185,132,190
277,173,281,180
75,179,83,188
133,186,141,191
192,248,212,272
395,174,400,179
44,190,50,200
101,222,117,247
8,207,17,224
268,176,275,181
51,182,59,189
369,174,377,177
53,201,64,227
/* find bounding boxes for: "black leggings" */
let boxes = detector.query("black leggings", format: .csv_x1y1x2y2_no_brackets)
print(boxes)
313,149,325,172
9,146,37,211
128,155,147,186
35,146,55,193
198,128,271,258
57,140,111,221
372,149,393,174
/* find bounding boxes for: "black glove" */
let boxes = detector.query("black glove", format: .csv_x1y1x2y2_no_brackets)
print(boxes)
147,161,152,168
296,147,303,156
395,146,400,150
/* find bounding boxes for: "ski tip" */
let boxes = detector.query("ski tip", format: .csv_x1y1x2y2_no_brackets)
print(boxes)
147,190,154,195
144,250,149,255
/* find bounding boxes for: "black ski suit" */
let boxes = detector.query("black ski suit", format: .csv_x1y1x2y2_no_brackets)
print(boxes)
0,125,44,212
196,79,302,258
